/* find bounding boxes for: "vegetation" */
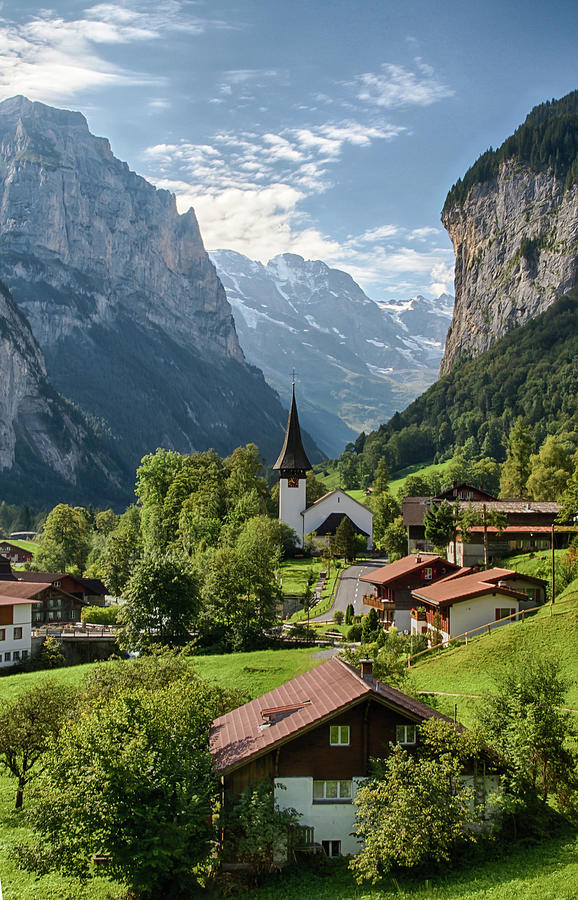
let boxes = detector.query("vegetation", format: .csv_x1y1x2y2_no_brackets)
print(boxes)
444,90,578,210
335,293,578,485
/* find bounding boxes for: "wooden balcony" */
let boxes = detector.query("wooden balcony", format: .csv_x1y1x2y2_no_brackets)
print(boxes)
363,594,395,612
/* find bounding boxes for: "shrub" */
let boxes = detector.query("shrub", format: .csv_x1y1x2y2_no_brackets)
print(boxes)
347,624,362,642
345,603,354,625
333,609,344,625
81,605,121,626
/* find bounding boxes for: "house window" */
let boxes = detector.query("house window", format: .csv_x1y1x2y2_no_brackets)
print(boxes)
424,567,433,580
322,840,341,858
13,650,20,660
396,724,417,745
13,627,23,640
4,652,11,661
495,608,515,621
313,780,352,803
22,650,28,659
54,581,61,588
329,725,350,746
0,629,5,641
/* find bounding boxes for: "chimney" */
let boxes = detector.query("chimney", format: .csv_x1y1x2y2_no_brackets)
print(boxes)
360,659,374,683
416,554,421,564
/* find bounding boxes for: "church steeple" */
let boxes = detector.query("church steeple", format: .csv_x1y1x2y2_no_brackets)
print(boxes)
273,383,311,474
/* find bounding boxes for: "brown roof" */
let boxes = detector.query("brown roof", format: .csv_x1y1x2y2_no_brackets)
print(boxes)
412,568,533,607
401,496,431,526
210,657,448,774
0,596,37,606
464,525,553,534
0,581,53,599
359,553,450,587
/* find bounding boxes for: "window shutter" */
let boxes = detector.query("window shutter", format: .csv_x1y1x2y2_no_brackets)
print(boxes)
495,608,500,620
510,608,516,617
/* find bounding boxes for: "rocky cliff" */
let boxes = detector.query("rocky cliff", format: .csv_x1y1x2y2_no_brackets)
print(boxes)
0,280,127,505
440,92,578,375
211,249,453,456
0,97,304,497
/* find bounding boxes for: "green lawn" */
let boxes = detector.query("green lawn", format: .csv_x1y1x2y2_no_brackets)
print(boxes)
290,566,341,622
279,558,324,596
388,459,452,497
408,577,578,726
2,538,41,554
243,832,578,900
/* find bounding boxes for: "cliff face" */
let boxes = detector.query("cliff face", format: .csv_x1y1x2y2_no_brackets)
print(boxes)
440,161,578,374
0,96,297,488
0,281,127,505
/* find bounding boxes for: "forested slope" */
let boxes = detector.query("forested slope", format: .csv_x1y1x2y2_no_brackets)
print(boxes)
354,291,578,476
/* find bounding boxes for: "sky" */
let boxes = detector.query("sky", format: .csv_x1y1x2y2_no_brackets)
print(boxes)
0,0,576,300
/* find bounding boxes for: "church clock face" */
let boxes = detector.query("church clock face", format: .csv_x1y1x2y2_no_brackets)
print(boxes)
287,476,299,488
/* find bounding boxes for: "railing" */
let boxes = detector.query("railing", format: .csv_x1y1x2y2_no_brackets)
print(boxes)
32,623,118,638
406,594,577,667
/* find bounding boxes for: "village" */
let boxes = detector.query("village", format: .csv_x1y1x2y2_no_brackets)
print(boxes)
0,387,577,899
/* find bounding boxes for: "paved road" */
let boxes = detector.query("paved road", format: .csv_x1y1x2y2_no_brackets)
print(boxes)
309,557,387,622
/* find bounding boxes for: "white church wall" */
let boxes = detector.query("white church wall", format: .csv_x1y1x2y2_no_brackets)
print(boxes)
279,477,307,547
303,491,373,549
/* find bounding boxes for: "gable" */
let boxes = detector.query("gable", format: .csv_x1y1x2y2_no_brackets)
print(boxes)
303,490,373,537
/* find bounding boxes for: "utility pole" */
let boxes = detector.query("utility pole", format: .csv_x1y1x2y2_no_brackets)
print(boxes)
551,523,556,606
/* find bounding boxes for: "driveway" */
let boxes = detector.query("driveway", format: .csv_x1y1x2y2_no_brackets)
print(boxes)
309,557,387,622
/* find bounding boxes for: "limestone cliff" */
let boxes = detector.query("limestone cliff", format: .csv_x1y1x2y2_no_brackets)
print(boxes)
0,96,298,488
0,280,127,505
440,92,578,375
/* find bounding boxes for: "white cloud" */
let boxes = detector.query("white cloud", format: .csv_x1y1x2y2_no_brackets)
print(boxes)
353,61,453,109
0,2,215,102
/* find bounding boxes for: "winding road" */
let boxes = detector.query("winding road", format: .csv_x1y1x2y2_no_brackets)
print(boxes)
309,557,387,622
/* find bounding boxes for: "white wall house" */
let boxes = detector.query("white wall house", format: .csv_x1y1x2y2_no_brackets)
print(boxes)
275,776,364,856
303,490,373,550
0,599,33,668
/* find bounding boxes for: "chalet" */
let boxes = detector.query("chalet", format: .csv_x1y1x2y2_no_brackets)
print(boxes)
0,592,33,667
0,541,34,564
359,554,461,631
210,657,458,858
17,572,107,607
402,488,561,565
274,385,373,549
410,567,547,642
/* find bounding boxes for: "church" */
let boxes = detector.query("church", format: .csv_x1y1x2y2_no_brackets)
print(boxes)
273,386,373,549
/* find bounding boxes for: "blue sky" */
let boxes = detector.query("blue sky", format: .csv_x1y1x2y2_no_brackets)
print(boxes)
0,0,576,299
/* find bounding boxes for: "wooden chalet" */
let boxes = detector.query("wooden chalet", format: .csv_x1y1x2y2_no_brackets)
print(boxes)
17,572,107,609
210,657,457,858
0,540,34,564
359,554,461,631
410,567,547,641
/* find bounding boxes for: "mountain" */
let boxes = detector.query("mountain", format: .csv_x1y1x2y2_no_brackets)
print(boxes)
210,249,453,457
0,280,128,506
0,96,315,501
440,90,578,374
344,290,578,477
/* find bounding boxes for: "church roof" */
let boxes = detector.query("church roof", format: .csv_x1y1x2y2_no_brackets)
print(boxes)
273,384,312,471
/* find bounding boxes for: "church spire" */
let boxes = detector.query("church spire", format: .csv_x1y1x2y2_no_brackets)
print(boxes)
273,383,311,473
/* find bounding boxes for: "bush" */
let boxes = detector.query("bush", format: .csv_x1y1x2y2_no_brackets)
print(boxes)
347,624,363,642
345,603,354,625
81,605,121,626
33,636,65,670
333,609,344,625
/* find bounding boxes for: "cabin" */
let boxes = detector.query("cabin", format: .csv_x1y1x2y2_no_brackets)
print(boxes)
0,579,88,627
410,567,547,641
0,541,34,564
18,572,107,607
359,554,461,631
210,657,456,858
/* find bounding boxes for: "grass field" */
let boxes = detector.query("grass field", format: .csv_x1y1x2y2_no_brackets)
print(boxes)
388,459,452,497
408,577,578,726
280,558,324,596
2,538,41,553
243,832,578,900
290,566,341,622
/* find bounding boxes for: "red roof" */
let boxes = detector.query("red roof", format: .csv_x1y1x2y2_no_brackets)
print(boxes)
360,554,450,587
412,568,530,607
210,657,448,774
0,596,36,606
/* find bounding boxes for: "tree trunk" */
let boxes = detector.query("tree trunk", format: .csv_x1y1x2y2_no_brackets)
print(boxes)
15,778,25,809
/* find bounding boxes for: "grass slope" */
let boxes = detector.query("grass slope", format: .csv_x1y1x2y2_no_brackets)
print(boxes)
409,578,578,725
244,833,578,900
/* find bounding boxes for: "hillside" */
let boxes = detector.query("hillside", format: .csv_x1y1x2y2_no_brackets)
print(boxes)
409,577,578,726
351,291,578,477
441,90,578,373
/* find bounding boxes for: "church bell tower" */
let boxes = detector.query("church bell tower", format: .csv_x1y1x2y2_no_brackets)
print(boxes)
273,383,311,547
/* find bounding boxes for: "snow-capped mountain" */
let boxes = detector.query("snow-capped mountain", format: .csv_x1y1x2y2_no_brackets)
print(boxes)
210,250,453,457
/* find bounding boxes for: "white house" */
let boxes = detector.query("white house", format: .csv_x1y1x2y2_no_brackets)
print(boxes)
303,490,373,550
410,567,546,642
0,595,33,667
